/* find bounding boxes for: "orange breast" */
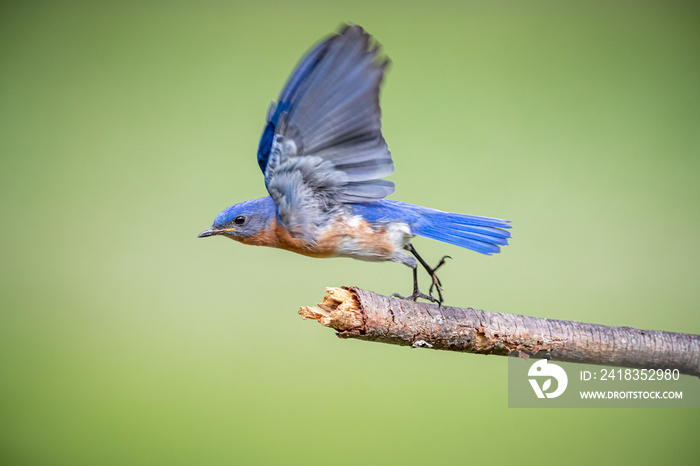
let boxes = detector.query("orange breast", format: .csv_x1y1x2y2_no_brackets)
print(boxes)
231,217,335,258
230,216,398,261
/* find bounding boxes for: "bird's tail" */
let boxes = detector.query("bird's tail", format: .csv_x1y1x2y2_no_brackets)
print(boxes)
410,206,511,255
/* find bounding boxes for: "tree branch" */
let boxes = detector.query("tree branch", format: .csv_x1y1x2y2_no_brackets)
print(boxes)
299,287,700,377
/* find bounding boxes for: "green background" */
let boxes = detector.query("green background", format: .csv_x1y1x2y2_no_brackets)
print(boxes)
2,1,699,464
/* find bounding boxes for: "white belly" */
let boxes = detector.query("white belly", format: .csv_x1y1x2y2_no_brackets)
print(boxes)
317,215,413,263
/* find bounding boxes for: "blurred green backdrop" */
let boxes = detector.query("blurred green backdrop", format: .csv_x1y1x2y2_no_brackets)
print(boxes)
2,1,699,464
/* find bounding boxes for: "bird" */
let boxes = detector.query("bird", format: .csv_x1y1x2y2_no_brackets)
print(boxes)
198,24,511,304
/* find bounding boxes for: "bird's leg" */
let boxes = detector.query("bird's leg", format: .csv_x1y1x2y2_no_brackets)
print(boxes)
391,266,437,304
406,243,451,305
391,243,451,305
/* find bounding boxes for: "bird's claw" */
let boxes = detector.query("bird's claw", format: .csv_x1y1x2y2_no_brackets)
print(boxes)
426,255,451,304
391,291,439,304
397,246,452,306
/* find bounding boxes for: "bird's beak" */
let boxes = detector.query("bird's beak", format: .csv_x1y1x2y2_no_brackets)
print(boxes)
198,226,236,238
198,227,218,238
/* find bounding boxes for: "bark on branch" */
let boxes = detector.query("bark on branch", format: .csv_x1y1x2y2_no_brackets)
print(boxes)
299,287,700,377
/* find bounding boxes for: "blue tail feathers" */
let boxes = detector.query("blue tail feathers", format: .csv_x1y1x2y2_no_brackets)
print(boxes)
410,207,511,256
349,200,512,256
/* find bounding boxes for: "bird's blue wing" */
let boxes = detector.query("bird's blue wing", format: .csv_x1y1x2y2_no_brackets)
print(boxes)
258,25,394,240
256,39,328,174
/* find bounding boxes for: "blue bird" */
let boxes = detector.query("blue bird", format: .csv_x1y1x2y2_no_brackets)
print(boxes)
199,25,511,304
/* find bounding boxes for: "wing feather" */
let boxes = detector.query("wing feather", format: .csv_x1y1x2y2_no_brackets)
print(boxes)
258,25,394,239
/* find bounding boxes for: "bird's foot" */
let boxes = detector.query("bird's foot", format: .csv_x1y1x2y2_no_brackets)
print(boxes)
391,290,439,304
426,255,451,304
396,245,453,306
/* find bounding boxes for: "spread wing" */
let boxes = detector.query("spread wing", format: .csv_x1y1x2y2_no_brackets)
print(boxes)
256,25,394,241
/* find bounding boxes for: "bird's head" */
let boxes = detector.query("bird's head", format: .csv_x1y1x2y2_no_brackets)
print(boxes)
198,198,273,240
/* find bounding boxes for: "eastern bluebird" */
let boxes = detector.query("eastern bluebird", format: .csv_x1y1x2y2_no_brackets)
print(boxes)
199,25,511,304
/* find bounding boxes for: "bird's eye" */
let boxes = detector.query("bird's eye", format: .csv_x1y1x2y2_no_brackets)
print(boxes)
233,215,247,225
